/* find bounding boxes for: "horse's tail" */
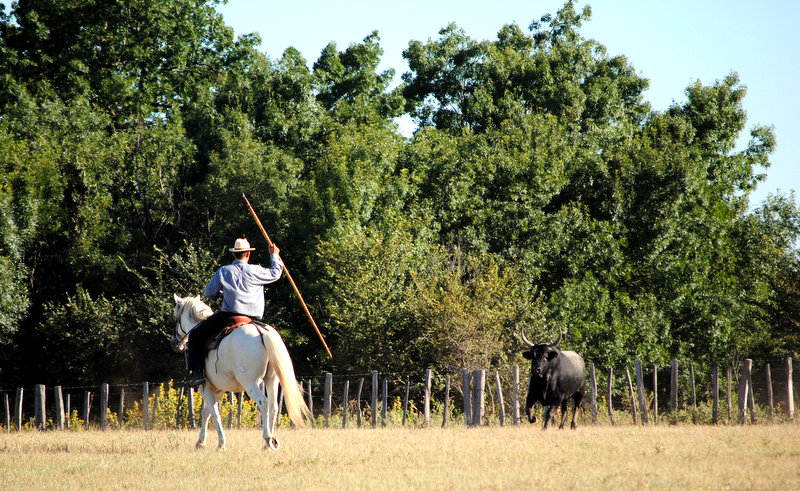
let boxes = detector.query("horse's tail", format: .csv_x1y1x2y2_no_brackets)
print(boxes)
261,328,312,427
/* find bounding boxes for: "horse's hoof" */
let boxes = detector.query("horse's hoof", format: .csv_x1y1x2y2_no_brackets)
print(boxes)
267,437,280,450
196,442,205,449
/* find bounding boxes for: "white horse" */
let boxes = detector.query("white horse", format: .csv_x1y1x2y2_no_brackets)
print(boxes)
171,294,310,450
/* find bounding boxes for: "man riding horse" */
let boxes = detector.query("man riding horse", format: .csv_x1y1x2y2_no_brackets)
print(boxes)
186,237,283,386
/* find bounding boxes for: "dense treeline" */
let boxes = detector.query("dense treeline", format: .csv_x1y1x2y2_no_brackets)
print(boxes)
1,0,798,387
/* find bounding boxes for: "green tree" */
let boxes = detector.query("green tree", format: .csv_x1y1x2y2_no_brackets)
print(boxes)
1,0,258,127
313,31,404,125
315,217,426,372
407,250,539,371
402,2,648,134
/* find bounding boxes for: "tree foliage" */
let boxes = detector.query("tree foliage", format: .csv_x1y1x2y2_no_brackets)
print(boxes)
1,0,797,385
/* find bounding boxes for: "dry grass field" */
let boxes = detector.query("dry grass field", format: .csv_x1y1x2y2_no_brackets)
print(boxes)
1,424,799,489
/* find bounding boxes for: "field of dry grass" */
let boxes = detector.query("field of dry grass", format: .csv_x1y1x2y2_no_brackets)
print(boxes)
1,424,799,489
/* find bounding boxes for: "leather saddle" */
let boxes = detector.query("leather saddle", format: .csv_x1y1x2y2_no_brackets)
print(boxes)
205,315,267,352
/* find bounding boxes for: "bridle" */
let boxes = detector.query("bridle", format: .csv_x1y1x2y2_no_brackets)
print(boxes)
171,298,211,352
171,300,190,352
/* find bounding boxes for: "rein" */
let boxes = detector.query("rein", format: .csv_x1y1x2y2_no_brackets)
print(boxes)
173,298,212,347
174,300,193,339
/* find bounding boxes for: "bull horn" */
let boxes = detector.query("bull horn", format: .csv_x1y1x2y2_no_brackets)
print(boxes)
548,330,564,348
520,328,534,348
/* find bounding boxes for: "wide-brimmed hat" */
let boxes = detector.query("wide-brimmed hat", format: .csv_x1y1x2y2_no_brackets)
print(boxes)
229,238,255,252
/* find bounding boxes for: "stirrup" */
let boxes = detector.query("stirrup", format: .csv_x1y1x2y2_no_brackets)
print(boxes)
187,371,205,387
187,377,205,387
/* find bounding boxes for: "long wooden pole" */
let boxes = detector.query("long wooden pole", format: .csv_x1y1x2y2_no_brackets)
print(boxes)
242,193,333,358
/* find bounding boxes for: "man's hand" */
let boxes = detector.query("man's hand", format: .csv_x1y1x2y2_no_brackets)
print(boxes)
269,243,280,255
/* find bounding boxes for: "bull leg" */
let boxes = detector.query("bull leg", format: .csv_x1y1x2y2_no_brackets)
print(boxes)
542,406,553,429
550,406,560,427
557,399,568,429
571,391,584,430
525,405,537,423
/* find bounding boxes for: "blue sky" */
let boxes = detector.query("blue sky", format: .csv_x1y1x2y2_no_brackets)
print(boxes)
217,0,798,208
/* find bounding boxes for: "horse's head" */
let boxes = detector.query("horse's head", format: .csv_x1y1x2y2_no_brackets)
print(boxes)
171,294,213,352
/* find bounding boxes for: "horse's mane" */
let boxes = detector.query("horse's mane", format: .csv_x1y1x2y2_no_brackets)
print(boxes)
188,297,213,322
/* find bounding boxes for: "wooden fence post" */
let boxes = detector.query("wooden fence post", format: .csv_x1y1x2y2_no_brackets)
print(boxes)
371,370,378,429
670,359,678,413
83,391,91,430
738,359,752,424
607,368,615,426
635,361,648,424
512,365,520,426
625,369,637,424
712,366,719,425
381,378,388,427
188,387,195,429
727,367,733,422
342,380,350,429
652,365,658,424
100,383,109,430
278,391,285,429
226,392,234,429
53,385,64,430
14,388,23,431
747,366,756,424
307,379,315,428
323,372,332,428
152,389,159,429
442,374,451,428
689,362,697,408
787,358,794,422
4,394,9,432
3,394,9,432
462,369,471,427
175,387,184,429
65,394,71,428
589,363,598,424
494,371,505,427
237,392,243,428
424,369,432,427
766,363,774,421
356,378,363,428
142,382,149,430
402,378,410,426
119,388,126,428
472,370,485,426
34,384,46,430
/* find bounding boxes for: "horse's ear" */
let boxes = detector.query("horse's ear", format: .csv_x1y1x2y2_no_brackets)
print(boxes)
173,293,182,305
194,294,201,301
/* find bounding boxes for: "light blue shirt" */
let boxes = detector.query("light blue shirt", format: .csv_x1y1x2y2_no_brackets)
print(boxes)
204,253,283,319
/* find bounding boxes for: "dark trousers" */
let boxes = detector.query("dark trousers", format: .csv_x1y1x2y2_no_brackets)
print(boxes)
186,311,236,371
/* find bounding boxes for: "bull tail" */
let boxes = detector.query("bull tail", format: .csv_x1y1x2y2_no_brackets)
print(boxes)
261,327,312,427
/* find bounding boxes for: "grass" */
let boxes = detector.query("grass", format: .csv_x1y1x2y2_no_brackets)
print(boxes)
1,424,800,489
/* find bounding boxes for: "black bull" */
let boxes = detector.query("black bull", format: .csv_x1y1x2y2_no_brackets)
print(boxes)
521,331,585,429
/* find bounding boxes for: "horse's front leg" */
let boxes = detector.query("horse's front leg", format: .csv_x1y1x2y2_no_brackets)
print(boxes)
197,386,226,450
209,393,227,450
196,386,215,448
